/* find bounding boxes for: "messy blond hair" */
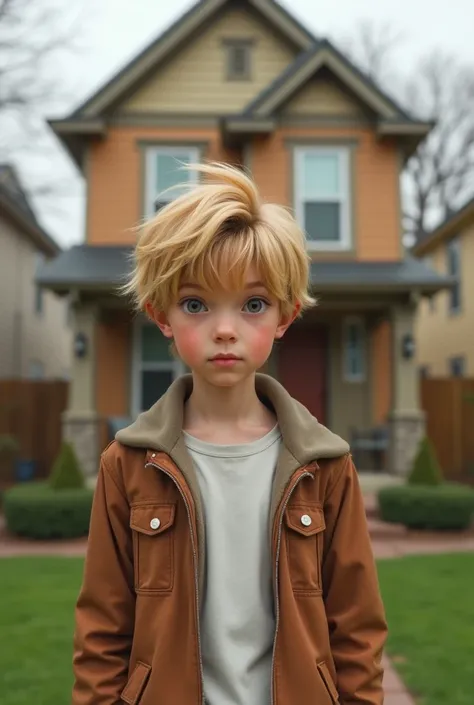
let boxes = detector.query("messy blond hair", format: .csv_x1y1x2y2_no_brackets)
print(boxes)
122,162,316,317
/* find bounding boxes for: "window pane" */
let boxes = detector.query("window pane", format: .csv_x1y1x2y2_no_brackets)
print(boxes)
304,202,340,242
344,321,365,379
303,153,339,198
141,370,174,410
156,153,192,196
141,326,173,363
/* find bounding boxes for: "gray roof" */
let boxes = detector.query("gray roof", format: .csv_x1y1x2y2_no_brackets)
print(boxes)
0,164,60,256
243,38,412,120
37,244,453,295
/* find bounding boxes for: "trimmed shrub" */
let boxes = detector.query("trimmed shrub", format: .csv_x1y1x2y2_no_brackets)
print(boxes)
3,481,93,539
49,442,85,490
408,437,442,486
378,483,474,531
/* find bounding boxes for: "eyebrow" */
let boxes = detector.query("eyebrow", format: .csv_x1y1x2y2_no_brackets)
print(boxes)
179,281,268,291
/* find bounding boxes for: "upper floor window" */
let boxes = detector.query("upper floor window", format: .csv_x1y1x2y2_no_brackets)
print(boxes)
145,146,200,217
294,146,351,251
224,39,252,81
446,237,461,314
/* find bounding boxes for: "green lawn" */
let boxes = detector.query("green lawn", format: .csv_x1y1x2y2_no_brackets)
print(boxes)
378,552,474,705
0,553,473,704
0,557,83,705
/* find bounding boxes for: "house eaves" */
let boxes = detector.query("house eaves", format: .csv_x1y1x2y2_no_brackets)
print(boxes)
413,197,474,257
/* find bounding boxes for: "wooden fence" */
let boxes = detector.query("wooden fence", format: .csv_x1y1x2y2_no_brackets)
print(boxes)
0,380,68,484
420,378,474,480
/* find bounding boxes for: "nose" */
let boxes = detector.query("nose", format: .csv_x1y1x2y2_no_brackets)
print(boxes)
212,313,238,343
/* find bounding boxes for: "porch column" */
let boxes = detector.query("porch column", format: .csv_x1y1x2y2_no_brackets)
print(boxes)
388,304,425,475
62,303,100,479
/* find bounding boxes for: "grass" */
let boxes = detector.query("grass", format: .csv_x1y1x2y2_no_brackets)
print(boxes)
378,552,474,705
0,553,473,704
0,557,83,705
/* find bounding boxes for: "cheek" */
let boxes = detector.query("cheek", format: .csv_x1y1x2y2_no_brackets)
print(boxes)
172,323,203,364
247,324,276,361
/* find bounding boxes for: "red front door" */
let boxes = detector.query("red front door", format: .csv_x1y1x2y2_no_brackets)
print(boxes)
277,325,328,423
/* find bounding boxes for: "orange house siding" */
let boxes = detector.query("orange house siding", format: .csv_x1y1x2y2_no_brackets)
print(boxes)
87,127,238,245
371,320,392,424
96,313,131,418
251,127,400,261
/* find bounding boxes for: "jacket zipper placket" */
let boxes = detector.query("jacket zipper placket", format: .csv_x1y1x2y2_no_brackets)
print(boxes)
146,461,205,705
271,469,313,705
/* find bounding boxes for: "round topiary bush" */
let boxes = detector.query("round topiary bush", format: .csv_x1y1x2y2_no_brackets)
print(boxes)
3,481,93,539
378,483,474,531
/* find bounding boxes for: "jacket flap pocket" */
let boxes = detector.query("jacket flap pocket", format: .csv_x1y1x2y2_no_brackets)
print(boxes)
285,504,325,537
121,661,151,705
317,661,339,703
130,503,176,536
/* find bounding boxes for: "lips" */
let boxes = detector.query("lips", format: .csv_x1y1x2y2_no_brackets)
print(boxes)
210,354,241,361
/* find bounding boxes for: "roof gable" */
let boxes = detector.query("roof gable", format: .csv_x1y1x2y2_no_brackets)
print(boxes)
413,197,474,256
75,0,317,119
243,40,408,120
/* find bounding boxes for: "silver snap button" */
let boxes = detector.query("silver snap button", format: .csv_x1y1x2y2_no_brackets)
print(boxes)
150,518,160,530
151,453,156,458
301,514,312,527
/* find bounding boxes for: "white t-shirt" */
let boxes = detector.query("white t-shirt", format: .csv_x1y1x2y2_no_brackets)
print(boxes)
183,425,281,705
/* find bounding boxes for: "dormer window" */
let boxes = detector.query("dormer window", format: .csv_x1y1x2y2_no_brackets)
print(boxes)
224,39,253,81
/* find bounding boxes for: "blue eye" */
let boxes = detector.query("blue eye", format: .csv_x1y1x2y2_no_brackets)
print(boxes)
243,297,268,314
181,298,207,314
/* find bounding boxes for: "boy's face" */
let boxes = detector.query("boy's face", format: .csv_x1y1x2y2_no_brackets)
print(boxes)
149,266,298,386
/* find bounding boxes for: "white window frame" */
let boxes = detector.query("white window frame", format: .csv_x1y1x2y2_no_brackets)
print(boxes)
342,316,366,383
131,318,185,417
144,146,200,218
294,146,351,251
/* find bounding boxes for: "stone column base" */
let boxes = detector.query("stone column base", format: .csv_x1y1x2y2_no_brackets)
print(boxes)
62,410,101,479
388,410,426,476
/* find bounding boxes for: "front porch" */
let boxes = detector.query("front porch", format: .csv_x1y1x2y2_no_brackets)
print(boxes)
62,288,425,479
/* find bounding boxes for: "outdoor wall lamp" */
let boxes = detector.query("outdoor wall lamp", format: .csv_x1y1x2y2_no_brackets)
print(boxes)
74,332,88,359
402,333,416,360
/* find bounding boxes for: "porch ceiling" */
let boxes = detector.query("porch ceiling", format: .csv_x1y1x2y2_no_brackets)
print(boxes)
37,244,453,297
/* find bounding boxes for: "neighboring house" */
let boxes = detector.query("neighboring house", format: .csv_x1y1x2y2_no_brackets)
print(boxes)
0,165,72,380
413,197,474,378
38,0,450,477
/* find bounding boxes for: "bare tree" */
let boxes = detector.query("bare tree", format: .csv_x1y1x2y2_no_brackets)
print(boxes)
402,53,474,239
0,0,88,218
338,21,474,243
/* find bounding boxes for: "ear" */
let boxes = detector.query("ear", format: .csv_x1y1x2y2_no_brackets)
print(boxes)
274,302,301,340
145,302,173,339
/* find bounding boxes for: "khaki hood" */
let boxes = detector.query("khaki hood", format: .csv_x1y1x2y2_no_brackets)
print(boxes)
116,373,349,464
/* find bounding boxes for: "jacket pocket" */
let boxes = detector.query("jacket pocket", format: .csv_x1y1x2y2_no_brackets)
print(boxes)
121,661,151,705
284,503,325,594
317,661,339,703
130,502,176,593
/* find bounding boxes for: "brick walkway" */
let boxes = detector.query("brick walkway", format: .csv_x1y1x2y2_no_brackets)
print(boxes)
2,508,473,705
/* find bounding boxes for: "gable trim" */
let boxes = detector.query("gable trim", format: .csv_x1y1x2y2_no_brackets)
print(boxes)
413,198,474,256
78,0,315,119
252,47,398,119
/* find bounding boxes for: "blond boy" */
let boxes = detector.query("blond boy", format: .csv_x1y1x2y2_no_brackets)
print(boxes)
72,163,387,705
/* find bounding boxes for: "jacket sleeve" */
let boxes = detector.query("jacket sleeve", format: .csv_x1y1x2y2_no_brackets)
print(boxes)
321,453,387,705
72,453,135,705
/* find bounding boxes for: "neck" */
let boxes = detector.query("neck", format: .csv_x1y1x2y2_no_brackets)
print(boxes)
184,373,273,432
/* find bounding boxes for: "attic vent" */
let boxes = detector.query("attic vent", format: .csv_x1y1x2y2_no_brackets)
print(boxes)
224,39,253,81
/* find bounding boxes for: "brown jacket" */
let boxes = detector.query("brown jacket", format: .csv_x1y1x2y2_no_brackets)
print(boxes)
73,374,387,705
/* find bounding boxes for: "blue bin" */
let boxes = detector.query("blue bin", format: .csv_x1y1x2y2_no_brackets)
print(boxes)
15,459,37,482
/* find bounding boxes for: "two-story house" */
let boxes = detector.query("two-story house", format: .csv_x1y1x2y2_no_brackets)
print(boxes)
38,0,450,477
0,164,71,380
414,197,474,377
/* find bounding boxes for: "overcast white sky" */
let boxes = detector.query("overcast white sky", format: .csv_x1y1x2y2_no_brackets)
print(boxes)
38,0,474,247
